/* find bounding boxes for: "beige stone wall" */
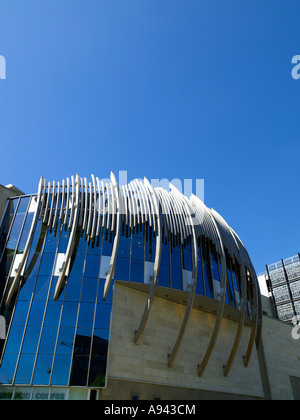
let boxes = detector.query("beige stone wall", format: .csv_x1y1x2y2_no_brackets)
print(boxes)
262,316,300,400
106,283,264,399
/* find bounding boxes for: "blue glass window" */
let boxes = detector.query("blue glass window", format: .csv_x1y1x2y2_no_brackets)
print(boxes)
60,302,79,327
114,257,130,282
14,354,35,385
130,259,144,283
131,236,144,261
117,235,131,259
201,239,214,299
84,254,100,278
38,326,58,354
64,276,82,302
56,327,75,355
94,304,112,329
4,326,24,354
21,325,41,354
27,301,46,326
12,300,30,326
32,354,52,385
32,276,51,301
51,354,72,386
158,264,170,288
77,303,95,329
171,266,183,290
196,244,204,296
81,277,98,303
0,353,18,384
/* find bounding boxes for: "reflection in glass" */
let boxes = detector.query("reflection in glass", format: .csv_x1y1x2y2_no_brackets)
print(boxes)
32,354,52,386
51,354,72,386
14,354,35,385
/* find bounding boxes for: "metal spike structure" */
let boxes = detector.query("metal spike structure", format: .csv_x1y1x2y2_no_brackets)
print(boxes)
4,173,262,376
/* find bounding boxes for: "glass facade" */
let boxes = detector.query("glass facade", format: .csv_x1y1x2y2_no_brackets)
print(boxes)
0,196,112,390
0,186,257,397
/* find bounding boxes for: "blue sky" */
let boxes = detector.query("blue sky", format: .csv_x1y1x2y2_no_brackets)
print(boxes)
0,0,300,274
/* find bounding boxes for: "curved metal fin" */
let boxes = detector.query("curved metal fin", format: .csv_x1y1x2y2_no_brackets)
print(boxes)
134,177,162,345
54,174,80,301
5,177,44,307
168,184,198,367
198,208,227,377
103,172,121,301
223,262,247,376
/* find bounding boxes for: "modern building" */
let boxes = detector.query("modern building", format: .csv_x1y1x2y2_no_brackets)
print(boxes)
0,173,299,400
258,255,300,323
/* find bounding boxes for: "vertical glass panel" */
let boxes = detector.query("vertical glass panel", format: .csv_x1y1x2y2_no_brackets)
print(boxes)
51,354,72,386
130,259,144,284
60,302,79,327
131,236,144,260
84,254,100,278
81,277,98,303
56,327,75,355
32,355,53,386
27,301,46,326
17,197,30,214
38,254,55,276
14,353,35,384
170,245,182,268
21,325,41,354
88,329,109,387
158,264,170,288
12,300,30,326
69,253,85,277
196,245,204,296
77,303,95,328
171,266,183,290
117,235,131,258
43,231,60,254
226,260,236,308
4,325,24,354
43,301,63,327
211,248,220,281
17,212,34,254
18,275,37,301
0,353,18,384
201,239,214,298
38,326,58,354
94,304,112,329
114,257,130,282
32,276,51,301
102,236,113,256
70,328,92,386
182,244,192,271
64,276,82,302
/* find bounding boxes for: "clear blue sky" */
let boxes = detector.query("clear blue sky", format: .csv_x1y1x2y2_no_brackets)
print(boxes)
0,0,300,274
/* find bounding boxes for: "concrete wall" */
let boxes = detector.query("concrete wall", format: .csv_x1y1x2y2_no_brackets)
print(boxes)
262,316,300,400
104,283,265,400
